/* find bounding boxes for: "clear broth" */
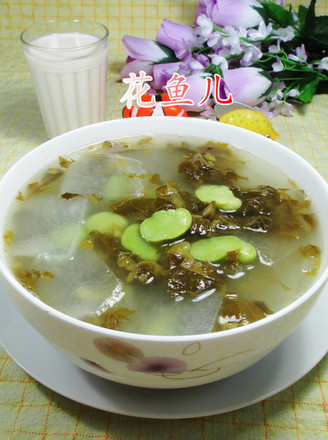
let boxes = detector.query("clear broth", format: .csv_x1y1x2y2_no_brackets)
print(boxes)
3,135,322,335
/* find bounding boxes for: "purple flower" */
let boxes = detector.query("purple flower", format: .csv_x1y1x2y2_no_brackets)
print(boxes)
247,20,273,41
288,44,307,63
241,44,262,66
179,53,211,75
318,57,328,71
174,73,212,111
272,26,295,43
258,80,295,117
122,35,168,63
127,356,188,374
195,14,214,40
195,0,263,29
268,80,285,101
207,30,223,48
120,59,153,79
200,105,217,120
194,53,211,68
286,88,300,98
268,40,281,54
152,62,182,89
221,26,244,55
209,53,229,70
222,67,272,106
270,100,295,117
272,58,284,72
156,19,198,58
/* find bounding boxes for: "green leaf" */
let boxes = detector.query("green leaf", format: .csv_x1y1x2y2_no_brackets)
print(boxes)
260,2,295,27
297,5,308,30
273,70,318,83
258,70,273,98
297,78,320,103
303,0,316,37
313,16,328,47
299,0,328,53
152,42,179,65
253,6,269,24
208,63,223,76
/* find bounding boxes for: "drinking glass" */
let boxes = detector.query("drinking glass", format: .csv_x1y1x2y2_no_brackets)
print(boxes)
21,19,109,138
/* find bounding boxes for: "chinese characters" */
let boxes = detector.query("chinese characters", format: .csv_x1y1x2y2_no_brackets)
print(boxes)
121,71,234,110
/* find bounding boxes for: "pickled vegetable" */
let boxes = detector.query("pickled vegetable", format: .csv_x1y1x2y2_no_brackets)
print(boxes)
110,197,176,218
215,293,272,331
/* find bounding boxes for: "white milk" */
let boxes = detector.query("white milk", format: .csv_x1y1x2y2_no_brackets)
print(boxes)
23,32,108,138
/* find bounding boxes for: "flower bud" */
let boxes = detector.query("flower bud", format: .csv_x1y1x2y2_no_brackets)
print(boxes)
195,0,263,29
122,36,168,63
223,67,272,106
156,19,198,58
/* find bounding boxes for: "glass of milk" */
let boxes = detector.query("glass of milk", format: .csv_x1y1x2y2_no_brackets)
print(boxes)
21,19,109,138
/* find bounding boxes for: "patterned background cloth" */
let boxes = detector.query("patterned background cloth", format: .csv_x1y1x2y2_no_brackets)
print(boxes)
0,0,327,438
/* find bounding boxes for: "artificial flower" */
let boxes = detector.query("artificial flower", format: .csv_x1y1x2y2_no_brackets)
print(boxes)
222,67,271,106
195,0,263,29
120,0,328,118
120,59,153,79
288,44,307,64
122,36,169,63
209,53,229,70
156,19,198,58
272,58,284,72
240,44,262,66
176,73,213,111
271,26,295,43
152,62,182,89
318,57,328,71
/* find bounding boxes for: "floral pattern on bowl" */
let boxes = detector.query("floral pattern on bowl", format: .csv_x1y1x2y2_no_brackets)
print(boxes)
86,337,253,382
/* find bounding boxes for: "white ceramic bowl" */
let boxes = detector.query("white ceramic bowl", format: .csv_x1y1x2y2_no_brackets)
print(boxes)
1,117,328,389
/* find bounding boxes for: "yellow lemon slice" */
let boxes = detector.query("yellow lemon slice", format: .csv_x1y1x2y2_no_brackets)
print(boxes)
220,109,280,140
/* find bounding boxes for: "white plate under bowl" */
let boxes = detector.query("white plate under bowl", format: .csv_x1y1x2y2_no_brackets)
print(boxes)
0,280,327,419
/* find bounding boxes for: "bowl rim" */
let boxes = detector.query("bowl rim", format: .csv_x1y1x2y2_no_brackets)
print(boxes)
1,116,328,343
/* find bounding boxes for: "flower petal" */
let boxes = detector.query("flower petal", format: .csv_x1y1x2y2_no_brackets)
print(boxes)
157,19,197,57
127,356,188,373
152,62,182,89
223,67,272,106
177,74,213,111
120,59,154,79
205,0,263,28
122,35,168,62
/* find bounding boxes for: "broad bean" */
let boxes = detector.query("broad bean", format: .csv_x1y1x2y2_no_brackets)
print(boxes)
140,208,192,242
195,184,242,211
84,212,128,238
190,236,257,263
121,223,159,261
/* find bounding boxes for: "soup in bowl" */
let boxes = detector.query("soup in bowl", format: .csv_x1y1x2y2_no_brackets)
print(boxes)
0,117,327,389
